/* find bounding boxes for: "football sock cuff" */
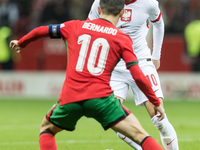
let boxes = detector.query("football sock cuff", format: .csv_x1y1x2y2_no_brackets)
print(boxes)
141,136,163,150
39,131,57,150
40,129,55,136
140,136,151,146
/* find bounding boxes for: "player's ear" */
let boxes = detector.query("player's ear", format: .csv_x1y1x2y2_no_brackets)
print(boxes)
119,9,124,17
98,6,101,15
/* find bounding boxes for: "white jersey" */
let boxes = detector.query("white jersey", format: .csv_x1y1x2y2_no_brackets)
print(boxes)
88,0,164,71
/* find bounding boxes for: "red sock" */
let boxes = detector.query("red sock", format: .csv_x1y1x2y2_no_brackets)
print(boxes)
141,136,163,150
39,131,57,150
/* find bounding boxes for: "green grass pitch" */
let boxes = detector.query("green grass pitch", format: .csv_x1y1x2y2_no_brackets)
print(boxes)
0,99,200,150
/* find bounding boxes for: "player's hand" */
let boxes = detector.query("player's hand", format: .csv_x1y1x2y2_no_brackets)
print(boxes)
115,95,125,104
154,105,165,121
10,40,23,53
152,59,160,70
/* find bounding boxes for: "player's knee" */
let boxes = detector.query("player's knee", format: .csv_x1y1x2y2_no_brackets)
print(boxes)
40,122,62,135
39,117,61,134
40,117,51,133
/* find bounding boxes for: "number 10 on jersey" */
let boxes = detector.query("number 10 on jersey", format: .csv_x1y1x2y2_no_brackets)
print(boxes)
76,34,110,76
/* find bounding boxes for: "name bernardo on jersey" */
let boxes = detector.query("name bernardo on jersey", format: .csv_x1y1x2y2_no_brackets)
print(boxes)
82,22,118,35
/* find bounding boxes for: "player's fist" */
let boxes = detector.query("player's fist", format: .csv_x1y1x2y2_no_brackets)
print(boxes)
10,40,23,53
154,105,165,121
152,59,160,70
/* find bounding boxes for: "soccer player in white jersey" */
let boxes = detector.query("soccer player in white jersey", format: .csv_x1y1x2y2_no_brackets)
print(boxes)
88,0,179,150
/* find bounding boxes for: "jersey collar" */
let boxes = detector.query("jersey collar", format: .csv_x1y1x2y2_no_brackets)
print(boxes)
125,0,137,5
99,18,113,25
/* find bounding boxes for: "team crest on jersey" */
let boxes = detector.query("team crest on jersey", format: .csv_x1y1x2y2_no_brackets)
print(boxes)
121,9,132,22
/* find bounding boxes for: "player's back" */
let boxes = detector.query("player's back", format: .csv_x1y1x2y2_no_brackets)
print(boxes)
59,19,135,105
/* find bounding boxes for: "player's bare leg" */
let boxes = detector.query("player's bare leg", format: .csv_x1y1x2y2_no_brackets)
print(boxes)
114,96,143,149
144,98,179,150
112,113,163,150
39,117,63,150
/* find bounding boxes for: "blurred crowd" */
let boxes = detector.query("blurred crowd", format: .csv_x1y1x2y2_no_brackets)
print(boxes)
0,0,94,37
0,0,200,70
0,0,199,35
2,0,200,33
160,0,200,33
0,0,94,70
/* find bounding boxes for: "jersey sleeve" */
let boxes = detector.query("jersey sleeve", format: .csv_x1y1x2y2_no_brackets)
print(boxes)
49,24,62,38
151,17,164,60
87,0,100,20
121,35,138,68
148,0,164,60
50,21,76,40
18,26,49,48
17,21,73,48
148,0,161,22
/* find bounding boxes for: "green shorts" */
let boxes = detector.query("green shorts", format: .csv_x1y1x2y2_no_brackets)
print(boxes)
46,94,131,131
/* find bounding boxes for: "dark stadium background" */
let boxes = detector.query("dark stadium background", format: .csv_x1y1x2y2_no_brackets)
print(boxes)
1,0,199,72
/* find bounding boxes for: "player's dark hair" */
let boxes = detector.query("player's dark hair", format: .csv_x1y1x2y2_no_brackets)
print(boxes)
100,0,125,16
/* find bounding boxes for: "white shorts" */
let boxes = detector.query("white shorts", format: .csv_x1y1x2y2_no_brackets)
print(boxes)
110,59,164,106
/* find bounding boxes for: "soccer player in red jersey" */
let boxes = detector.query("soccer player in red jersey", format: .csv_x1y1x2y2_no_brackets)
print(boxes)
10,0,164,149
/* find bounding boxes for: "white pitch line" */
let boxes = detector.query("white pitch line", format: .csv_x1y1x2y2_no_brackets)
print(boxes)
0,125,39,130
0,140,119,146
0,138,200,146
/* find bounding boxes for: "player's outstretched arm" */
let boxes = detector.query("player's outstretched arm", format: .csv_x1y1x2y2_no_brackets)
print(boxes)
10,26,49,52
128,64,165,120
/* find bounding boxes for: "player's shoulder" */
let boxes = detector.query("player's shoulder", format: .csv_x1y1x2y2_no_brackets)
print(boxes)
117,30,133,43
94,0,100,4
139,0,160,14
142,0,159,4
139,0,159,7
61,20,84,28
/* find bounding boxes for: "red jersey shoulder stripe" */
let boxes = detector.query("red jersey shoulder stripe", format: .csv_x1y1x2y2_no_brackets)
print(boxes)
125,0,137,5
151,12,161,23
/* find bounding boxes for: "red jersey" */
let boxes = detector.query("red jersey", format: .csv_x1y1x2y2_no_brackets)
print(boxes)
18,18,160,106
58,19,137,105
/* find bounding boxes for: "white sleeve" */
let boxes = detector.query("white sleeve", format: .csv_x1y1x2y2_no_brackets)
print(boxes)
152,17,164,60
148,0,161,22
88,0,100,20
148,0,164,60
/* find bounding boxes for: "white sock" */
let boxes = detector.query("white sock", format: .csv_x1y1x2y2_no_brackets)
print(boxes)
152,114,179,150
115,132,143,150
